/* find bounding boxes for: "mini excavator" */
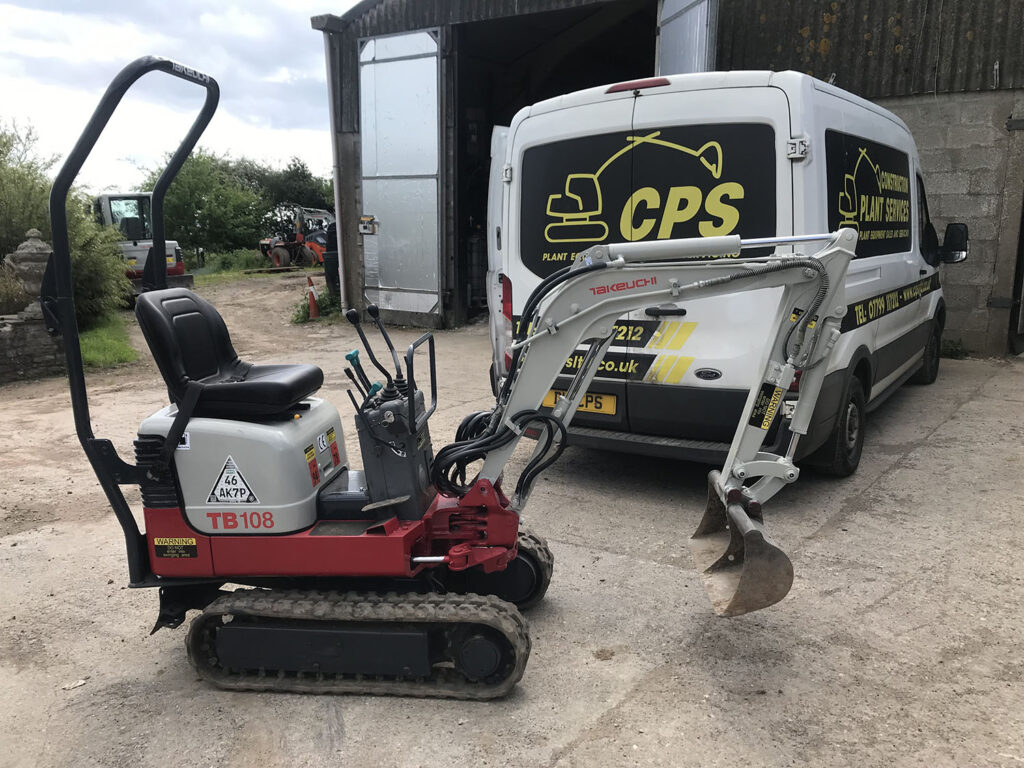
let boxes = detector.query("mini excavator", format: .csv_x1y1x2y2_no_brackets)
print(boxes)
42,58,857,699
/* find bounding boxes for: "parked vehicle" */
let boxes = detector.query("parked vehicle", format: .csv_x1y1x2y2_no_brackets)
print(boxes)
487,70,969,475
94,192,191,290
259,204,335,267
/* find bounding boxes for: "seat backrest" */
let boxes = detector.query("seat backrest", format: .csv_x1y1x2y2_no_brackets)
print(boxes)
135,288,240,403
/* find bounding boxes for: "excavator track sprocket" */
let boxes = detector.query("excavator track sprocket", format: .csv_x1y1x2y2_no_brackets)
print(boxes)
186,589,530,700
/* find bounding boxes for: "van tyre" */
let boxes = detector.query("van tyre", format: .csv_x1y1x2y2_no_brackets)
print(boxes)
809,376,865,477
909,321,941,385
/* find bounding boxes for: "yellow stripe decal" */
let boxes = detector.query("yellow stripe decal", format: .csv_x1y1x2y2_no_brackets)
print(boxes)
646,355,669,382
650,321,676,350
664,356,696,383
664,321,697,350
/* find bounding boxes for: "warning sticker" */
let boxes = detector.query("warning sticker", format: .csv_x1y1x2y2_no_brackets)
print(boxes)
748,382,784,430
305,444,321,487
207,456,259,504
154,537,198,559
327,427,341,467
789,307,817,328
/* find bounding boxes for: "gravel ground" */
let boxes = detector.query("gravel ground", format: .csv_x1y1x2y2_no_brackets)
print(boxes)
1,272,1022,768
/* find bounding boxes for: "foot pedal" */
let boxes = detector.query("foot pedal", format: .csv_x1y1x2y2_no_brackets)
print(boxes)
688,471,794,617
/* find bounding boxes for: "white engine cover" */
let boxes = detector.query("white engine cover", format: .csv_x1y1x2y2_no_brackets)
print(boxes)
138,397,347,535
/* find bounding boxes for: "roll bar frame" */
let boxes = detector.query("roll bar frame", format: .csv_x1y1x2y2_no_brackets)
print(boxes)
42,56,219,584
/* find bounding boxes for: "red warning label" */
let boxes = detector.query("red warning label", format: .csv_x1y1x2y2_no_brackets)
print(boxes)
305,444,321,487
327,427,341,467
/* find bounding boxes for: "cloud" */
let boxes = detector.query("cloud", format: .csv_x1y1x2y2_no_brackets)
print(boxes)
0,0,357,190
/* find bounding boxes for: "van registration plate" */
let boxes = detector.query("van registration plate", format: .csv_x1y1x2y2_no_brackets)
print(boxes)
542,389,616,415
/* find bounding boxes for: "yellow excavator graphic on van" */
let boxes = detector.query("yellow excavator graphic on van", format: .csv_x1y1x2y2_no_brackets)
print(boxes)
837,146,883,233
544,132,723,244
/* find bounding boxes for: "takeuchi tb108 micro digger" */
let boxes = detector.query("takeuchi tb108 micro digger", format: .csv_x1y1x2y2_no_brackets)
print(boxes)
43,57,857,699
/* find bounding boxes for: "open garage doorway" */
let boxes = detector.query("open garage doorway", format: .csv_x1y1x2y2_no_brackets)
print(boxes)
451,1,658,322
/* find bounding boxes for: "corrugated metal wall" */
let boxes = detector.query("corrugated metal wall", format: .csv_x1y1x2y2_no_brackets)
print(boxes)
341,0,618,37
717,0,1023,98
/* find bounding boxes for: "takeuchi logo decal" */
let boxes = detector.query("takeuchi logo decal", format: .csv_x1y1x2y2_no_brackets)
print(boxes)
543,131,739,246
588,276,657,296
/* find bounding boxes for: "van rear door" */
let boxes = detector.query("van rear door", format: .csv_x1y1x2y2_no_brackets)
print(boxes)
509,91,639,432
621,85,791,440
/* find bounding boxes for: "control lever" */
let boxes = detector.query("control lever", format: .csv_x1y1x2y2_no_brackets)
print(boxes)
366,304,408,395
345,350,372,392
345,308,398,399
343,366,368,398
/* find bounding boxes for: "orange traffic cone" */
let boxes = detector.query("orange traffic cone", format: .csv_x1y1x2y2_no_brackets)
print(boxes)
307,276,320,320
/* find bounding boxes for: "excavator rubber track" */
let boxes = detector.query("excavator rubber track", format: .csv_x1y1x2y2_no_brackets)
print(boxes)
514,528,554,610
186,590,530,700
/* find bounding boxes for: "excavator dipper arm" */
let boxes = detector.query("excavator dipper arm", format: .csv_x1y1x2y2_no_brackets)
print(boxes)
472,228,858,615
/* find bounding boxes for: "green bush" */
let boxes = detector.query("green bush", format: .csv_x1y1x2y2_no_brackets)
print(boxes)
0,123,51,258
138,150,270,252
66,195,132,328
0,263,29,314
0,122,130,329
292,285,342,323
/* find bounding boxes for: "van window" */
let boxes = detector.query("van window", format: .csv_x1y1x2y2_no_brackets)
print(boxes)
825,130,911,259
519,124,777,278
917,175,939,265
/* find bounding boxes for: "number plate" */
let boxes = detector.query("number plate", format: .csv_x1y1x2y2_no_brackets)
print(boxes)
542,389,617,415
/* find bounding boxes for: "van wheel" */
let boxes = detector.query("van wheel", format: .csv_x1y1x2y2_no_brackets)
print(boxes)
809,376,865,477
909,321,941,385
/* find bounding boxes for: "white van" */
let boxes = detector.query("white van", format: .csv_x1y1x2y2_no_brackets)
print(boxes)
486,71,969,475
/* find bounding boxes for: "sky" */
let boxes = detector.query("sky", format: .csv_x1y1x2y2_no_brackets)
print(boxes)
0,0,358,192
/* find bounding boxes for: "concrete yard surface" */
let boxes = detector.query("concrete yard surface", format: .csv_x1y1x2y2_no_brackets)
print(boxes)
1,273,1022,768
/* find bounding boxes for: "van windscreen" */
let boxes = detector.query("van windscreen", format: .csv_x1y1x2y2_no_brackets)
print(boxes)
518,123,777,278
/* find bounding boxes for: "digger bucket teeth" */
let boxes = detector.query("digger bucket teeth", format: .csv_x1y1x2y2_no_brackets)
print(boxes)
688,471,794,617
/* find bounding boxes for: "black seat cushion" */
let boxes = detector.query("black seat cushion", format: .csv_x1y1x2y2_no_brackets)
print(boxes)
135,288,323,418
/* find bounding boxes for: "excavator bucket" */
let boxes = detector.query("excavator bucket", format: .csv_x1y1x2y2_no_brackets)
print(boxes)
688,472,794,617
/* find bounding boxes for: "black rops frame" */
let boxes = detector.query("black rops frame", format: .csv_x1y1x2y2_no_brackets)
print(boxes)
41,56,220,586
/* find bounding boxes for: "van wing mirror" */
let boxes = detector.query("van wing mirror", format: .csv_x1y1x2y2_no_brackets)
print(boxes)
940,222,969,263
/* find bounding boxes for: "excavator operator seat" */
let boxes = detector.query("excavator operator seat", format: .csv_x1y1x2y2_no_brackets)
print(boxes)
135,288,323,419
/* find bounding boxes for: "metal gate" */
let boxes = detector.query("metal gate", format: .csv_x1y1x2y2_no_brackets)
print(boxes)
657,0,718,75
359,30,441,317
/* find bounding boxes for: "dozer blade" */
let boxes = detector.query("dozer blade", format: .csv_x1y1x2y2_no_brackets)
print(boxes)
688,471,794,617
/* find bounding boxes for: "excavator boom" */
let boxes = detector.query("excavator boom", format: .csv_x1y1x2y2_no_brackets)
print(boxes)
476,229,858,615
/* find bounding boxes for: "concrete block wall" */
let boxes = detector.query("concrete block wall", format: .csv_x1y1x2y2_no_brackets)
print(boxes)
877,90,1024,355
0,310,65,384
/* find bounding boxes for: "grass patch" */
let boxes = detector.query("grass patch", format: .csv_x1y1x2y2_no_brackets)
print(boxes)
193,270,284,288
80,312,138,369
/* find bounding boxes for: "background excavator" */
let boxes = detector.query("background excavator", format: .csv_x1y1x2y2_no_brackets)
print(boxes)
42,57,856,699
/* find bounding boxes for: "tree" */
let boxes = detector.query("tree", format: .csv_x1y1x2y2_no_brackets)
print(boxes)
0,121,129,327
138,149,270,252
0,122,53,257
138,152,333,251
261,157,333,211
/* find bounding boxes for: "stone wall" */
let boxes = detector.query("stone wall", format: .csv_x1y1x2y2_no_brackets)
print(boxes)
0,309,65,384
877,90,1024,355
